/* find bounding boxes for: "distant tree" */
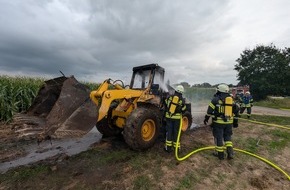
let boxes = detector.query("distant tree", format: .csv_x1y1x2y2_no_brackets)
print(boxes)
191,83,212,87
191,84,200,87
282,47,290,94
200,82,211,87
180,82,190,88
235,44,290,100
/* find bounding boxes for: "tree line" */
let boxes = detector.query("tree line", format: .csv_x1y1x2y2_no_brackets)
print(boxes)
179,44,290,101
235,44,290,100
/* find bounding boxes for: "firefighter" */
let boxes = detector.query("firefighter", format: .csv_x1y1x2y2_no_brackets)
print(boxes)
240,91,253,118
235,92,244,106
164,85,186,153
203,84,239,160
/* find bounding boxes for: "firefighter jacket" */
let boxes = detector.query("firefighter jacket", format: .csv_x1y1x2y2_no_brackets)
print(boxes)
241,95,253,108
235,94,243,105
165,93,186,119
206,92,239,124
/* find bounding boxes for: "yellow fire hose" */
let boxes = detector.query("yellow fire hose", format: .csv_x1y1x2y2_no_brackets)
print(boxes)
280,108,290,111
174,118,290,181
239,117,290,130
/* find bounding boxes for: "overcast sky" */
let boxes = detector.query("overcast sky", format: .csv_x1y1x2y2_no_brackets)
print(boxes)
1,0,290,86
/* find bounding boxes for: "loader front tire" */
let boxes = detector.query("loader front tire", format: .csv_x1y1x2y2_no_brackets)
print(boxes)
124,106,161,151
96,102,122,137
96,118,122,137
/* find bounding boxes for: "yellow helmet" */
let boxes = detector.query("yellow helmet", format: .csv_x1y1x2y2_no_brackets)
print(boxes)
175,85,184,94
217,84,229,93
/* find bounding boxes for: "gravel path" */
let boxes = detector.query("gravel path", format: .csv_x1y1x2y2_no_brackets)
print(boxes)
252,106,290,117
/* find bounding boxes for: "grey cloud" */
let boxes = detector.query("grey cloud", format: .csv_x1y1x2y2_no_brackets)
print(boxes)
87,0,232,56
0,0,246,85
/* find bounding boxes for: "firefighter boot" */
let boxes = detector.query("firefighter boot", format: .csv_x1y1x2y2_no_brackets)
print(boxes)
164,146,172,153
227,147,234,160
212,151,218,157
218,152,224,160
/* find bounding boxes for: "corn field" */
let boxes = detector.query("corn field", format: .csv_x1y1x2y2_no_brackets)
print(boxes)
0,76,101,123
0,76,44,123
0,75,214,123
83,82,100,92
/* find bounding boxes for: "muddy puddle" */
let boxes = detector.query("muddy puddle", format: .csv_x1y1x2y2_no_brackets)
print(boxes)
0,127,102,174
0,121,201,174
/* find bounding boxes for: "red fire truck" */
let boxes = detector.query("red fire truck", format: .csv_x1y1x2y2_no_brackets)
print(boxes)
231,85,250,98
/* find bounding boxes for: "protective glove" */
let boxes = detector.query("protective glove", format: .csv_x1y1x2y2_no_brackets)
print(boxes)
233,118,238,128
204,115,210,125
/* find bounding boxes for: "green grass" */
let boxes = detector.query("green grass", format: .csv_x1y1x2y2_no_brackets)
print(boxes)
238,114,290,155
244,138,259,153
266,130,290,150
248,114,290,126
179,175,194,189
255,97,290,109
174,172,195,190
129,152,149,170
72,148,136,169
0,165,49,182
133,175,152,190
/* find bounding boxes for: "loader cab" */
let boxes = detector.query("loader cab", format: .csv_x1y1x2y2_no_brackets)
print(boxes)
130,63,165,91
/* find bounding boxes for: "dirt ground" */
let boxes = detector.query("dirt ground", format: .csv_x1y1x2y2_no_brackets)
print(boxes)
0,106,290,189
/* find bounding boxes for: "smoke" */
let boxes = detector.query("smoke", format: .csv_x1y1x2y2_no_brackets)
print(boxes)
153,72,169,92
183,87,216,126
158,80,169,92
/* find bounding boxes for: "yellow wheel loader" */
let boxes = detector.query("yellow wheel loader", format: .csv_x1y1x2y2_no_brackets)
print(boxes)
12,64,192,150
90,63,193,150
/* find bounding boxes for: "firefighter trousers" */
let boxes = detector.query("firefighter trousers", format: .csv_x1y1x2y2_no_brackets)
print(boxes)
212,123,233,159
240,106,252,117
165,117,181,151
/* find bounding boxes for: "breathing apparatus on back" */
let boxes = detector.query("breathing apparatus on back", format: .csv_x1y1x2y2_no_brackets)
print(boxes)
168,95,180,115
167,85,184,117
224,96,233,121
216,84,233,121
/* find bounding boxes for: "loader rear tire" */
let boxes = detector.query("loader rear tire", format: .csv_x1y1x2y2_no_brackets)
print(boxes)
182,111,193,132
124,106,161,151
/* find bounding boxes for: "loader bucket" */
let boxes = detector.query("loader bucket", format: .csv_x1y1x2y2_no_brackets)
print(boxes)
12,76,97,139
26,76,68,117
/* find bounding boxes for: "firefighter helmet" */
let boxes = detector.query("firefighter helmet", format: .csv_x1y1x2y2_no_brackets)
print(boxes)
175,85,184,94
245,91,250,95
217,84,229,93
